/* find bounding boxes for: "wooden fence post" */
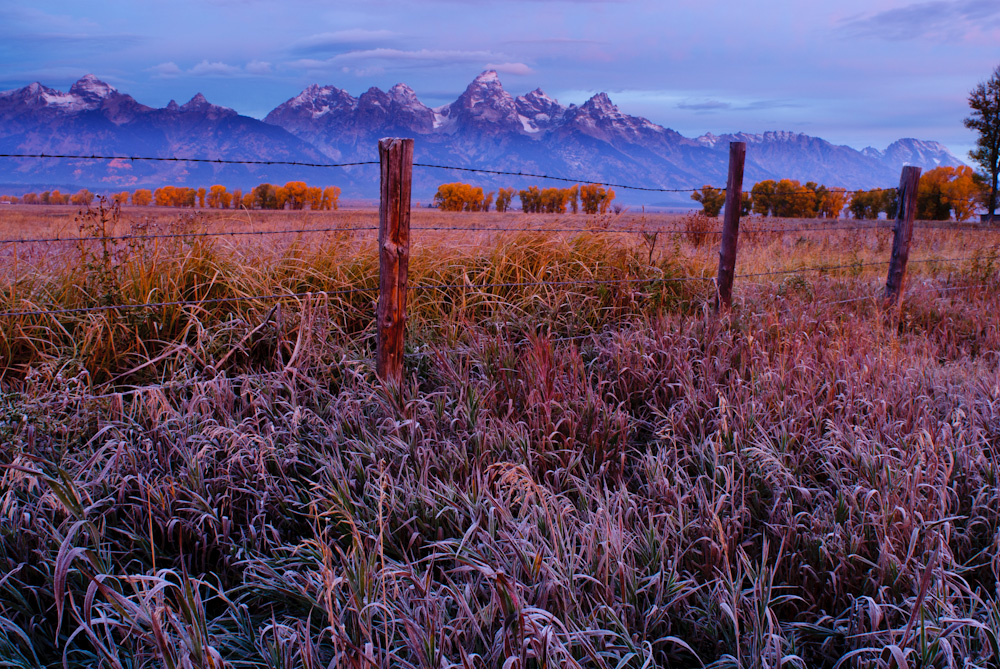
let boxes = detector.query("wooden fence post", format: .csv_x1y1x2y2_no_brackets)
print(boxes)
715,141,747,312
377,137,414,384
884,165,922,308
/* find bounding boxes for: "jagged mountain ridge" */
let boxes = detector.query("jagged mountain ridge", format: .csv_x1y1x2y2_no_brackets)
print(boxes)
0,75,334,191
0,72,965,203
265,70,963,202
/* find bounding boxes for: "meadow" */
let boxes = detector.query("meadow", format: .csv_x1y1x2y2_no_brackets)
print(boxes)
1,202,1000,667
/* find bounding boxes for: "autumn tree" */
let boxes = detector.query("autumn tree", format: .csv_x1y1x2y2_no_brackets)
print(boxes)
944,166,982,221
917,165,984,221
579,184,615,214
691,185,726,217
207,185,227,208
133,189,152,206
283,181,309,210
154,186,197,207
965,64,1000,221
847,189,895,220
540,187,569,213
39,190,70,205
321,186,340,211
197,187,206,208
153,188,169,206
772,180,816,218
305,186,322,210
231,189,243,209
495,188,515,213
251,184,279,210
111,191,130,206
519,186,543,213
435,183,483,211
751,181,777,216
815,186,848,219
70,189,94,206
751,180,850,218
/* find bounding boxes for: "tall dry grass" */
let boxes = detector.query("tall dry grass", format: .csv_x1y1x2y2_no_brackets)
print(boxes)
1,204,1000,667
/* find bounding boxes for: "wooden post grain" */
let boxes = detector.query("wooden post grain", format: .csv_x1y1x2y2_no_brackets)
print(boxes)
884,166,922,308
715,141,747,312
376,137,414,384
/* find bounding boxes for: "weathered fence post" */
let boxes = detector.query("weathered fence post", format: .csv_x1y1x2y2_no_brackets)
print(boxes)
377,137,414,384
715,141,747,312
883,165,922,308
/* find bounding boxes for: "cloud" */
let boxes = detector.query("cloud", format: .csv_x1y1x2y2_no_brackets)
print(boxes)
502,38,605,45
1,32,141,47
839,0,1000,41
149,60,271,78
485,62,534,76
0,6,101,33
149,62,183,78
0,67,111,89
677,100,731,111
246,60,272,75
292,29,397,52
290,48,521,75
190,60,243,76
331,48,506,64
677,98,801,113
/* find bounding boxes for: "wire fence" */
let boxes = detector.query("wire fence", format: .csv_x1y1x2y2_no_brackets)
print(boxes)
1,254,989,320
11,274,997,411
5,220,1000,248
2,149,998,401
0,151,917,195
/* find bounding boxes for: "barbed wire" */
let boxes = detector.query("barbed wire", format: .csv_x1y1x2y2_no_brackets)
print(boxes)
15,271,1000,405
409,276,712,293
0,225,378,247
412,162,720,192
0,286,376,319
3,220,996,248
0,153,378,169
0,276,706,319
6,253,987,320
3,150,981,211
0,151,721,193
733,254,985,279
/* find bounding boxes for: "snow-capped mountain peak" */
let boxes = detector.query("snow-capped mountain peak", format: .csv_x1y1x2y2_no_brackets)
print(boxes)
515,88,566,132
68,75,116,104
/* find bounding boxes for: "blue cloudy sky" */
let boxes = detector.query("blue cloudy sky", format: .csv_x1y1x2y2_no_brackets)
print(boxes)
2,0,998,158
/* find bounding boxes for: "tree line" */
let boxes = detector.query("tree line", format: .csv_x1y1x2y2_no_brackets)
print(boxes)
433,183,615,214
0,182,341,211
691,166,986,221
1,189,97,206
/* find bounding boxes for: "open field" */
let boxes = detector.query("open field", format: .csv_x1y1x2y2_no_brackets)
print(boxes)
2,204,1000,667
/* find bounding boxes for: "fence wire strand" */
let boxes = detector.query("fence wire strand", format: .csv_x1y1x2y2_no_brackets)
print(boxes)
3,252,988,320
4,220,999,248
0,287,376,319
0,226,379,246
0,152,378,169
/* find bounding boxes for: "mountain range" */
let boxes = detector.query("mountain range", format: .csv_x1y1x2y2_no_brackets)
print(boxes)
0,72,965,206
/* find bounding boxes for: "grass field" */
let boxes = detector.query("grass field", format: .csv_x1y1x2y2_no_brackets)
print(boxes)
2,203,1000,667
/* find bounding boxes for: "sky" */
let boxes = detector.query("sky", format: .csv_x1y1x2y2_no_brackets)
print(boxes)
1,0,998,160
